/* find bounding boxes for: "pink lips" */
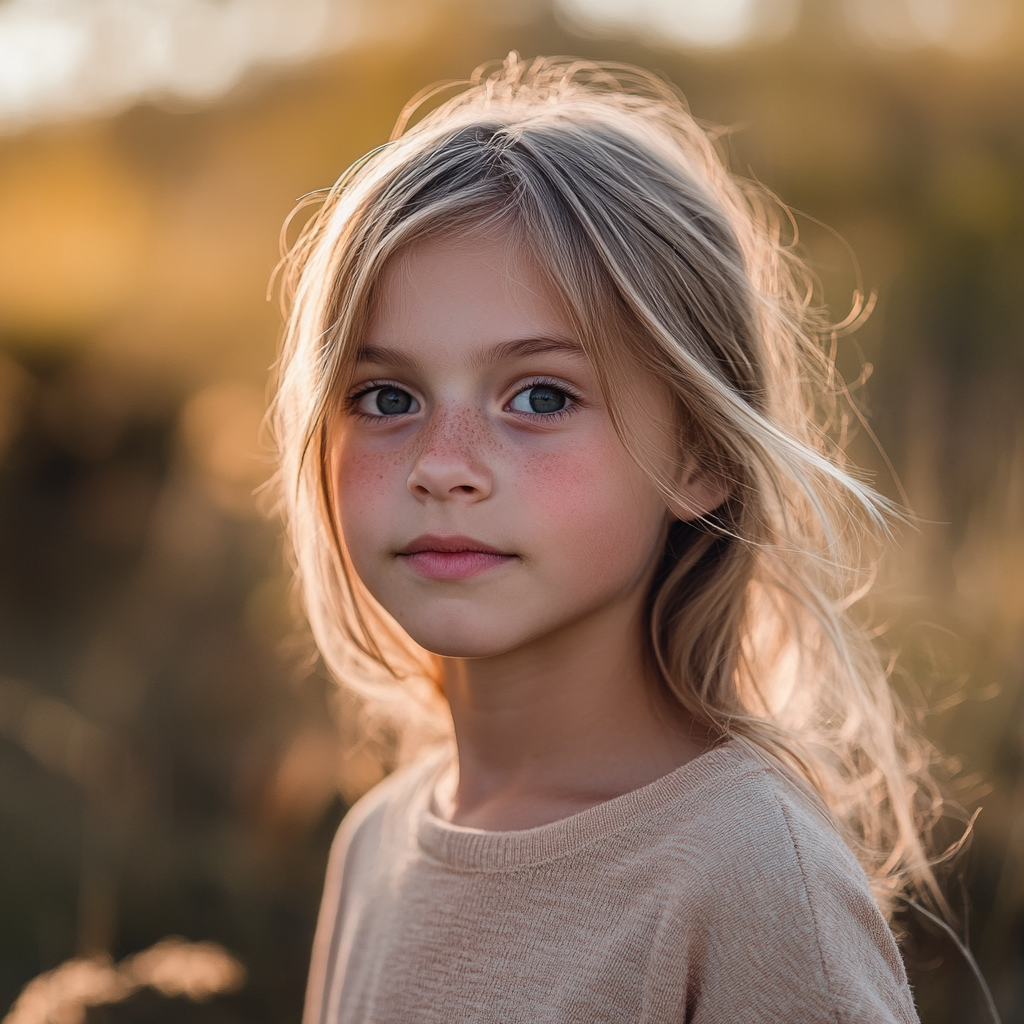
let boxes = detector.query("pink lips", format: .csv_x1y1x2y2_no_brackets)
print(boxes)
397,534,517,580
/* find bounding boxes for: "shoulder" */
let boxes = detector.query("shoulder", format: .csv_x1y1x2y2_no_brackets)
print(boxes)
330,745,450,873
685,743,865,893
317,745,451,926
668,742,919,1024
303,747,450,1023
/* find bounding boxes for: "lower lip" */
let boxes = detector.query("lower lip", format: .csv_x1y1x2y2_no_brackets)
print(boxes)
399,551,516,580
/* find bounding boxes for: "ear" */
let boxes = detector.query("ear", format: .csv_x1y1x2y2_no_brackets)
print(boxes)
667,460,732,522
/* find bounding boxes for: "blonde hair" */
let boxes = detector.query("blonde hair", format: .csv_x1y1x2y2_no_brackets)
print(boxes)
272,55,945,918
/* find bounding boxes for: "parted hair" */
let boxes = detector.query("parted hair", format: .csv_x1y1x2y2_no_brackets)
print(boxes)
272,54,945,918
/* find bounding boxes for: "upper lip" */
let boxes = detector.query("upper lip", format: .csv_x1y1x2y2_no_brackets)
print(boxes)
397,534,512,556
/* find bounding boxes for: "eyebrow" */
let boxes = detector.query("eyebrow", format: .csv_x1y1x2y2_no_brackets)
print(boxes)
489,336,586,362
353,336,586,367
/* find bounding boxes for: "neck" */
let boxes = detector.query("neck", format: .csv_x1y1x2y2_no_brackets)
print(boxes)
440,596,708,831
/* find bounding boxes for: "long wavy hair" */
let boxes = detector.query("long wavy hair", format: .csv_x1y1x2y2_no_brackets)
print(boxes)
271,54,946,919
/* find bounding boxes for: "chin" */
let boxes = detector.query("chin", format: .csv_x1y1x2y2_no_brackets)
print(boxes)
400,616,527,660
409,631,516,660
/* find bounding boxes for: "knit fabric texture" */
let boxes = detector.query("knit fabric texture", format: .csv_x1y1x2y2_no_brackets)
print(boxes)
304,741,920,1024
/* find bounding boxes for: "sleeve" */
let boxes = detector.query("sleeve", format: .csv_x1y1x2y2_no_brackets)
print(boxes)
683,783,920,1024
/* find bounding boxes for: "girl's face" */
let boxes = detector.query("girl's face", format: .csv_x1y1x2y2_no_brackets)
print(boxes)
332,228,704,660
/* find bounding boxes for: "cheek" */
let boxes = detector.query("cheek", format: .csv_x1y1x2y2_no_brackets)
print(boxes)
332,441,407,549
516,436,665,571
337,445,403,500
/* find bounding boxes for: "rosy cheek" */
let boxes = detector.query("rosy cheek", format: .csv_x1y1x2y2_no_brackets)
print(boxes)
333,441,407,544
337,445,400,495
514,436,660,557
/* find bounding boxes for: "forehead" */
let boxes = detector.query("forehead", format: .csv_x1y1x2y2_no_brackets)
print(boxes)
362,227,579,366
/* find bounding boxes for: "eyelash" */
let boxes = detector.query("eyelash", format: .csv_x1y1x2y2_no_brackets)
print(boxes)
344,377,583,420
345,379,411,419
506,377,582,420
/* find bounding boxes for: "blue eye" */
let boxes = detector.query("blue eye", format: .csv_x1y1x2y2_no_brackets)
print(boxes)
355,386,419,417
375,388,413,415
510,385,568,414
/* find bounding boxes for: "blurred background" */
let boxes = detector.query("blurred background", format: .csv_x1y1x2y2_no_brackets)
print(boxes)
0,0,1021,1021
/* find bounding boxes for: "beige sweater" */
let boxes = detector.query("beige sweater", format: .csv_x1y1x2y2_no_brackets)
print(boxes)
305,742,919,1024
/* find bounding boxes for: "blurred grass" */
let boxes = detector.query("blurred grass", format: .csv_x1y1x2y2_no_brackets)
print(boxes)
0,1,1022,1021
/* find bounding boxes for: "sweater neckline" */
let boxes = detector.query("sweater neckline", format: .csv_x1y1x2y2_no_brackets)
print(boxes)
416,741,747,873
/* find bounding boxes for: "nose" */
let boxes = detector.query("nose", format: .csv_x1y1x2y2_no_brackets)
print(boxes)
406,410,493,503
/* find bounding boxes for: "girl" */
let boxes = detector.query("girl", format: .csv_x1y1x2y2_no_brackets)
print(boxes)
274,55,938,1023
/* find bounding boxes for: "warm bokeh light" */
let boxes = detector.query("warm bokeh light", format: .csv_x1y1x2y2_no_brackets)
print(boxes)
557,0,800,47
0,0,356,131
842,0,1017,53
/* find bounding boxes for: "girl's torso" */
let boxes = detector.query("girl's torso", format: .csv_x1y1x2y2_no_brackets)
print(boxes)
306,742,919,1024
